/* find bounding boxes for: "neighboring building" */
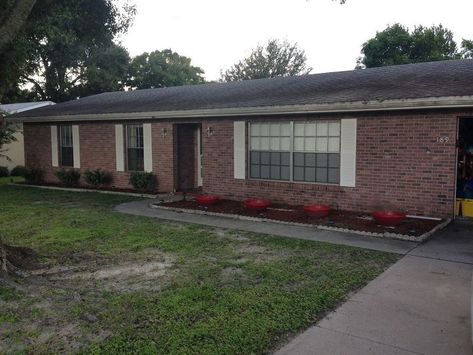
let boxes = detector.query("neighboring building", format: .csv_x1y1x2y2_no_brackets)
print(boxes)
10,60,473,218
1,101,55,170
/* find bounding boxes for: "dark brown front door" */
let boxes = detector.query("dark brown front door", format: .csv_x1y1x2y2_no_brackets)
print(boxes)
176,123,200,192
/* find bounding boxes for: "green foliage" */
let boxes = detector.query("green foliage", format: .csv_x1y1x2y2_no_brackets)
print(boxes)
221,39,312,81
0,166,9,177
0,119,17,161
127,49,205,90
128,171,156,192
358,24,471,68
24,168,42,184
55,168,81,187
1,0,136,102
84,169,112,187
71,44,130,98
461,39,473,59
10,165,28,177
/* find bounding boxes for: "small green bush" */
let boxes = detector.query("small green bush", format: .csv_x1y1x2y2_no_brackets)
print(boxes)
0,166,9,177
10,165,28,177
129,172,156,192
24,169,43,184
55,169,81,187
84,169,113,187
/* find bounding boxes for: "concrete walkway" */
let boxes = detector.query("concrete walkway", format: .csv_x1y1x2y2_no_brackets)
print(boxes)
115,200,417,254
116,200,473,354
276,220,473,355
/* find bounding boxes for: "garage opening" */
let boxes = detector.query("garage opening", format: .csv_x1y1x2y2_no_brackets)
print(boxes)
456,118,473,217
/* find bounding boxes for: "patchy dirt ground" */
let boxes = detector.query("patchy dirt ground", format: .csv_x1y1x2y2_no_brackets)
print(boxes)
0,186,400,354
0,247,176,353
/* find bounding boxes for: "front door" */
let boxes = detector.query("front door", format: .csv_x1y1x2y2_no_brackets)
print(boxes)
176,123,202,192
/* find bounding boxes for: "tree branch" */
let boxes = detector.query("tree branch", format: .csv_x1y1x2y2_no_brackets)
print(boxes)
20,74,45,99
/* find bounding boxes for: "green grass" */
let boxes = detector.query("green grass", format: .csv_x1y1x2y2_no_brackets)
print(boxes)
0,176,24,185
0,185,399,354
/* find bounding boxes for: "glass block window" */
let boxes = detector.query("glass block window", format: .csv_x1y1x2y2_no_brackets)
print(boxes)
59,125,74,167
249,120,341,184
250,123,290,180
126,124,144,171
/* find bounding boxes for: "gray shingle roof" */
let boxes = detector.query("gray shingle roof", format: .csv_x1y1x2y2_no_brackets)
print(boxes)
12,59,473,119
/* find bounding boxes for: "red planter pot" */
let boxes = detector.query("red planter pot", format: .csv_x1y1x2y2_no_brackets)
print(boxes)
303,204,331,218
195,194,220,206
372,211,407,226
244,198,271,212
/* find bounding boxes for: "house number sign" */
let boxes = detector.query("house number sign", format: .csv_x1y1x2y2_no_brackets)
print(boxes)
436,136,450,143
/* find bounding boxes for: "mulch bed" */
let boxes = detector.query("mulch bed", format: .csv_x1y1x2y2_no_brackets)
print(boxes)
162,199,442,237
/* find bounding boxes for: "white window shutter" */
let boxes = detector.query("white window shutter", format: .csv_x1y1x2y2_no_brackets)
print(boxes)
233,121,246,179
72,125,80,168
115,124,125,172
51,125,59,167
143,123,153,172
340,119,357,187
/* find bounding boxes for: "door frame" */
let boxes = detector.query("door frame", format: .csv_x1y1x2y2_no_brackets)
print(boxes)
197,125,203,187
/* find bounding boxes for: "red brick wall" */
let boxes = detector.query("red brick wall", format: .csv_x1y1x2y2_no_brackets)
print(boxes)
201,111,469,218
23,109,473,217
24,121,177,192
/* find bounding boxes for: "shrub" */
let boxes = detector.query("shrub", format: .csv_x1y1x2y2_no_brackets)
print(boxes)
129,172,156,192
0,166,9,177
10,165,28,177
24,169,43,184
84,169,112,187
55,169,81,187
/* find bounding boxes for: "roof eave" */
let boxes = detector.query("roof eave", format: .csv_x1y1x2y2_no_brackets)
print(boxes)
9,96,473,123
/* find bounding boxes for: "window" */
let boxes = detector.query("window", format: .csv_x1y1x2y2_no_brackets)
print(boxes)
293,121,340,184
250,123,291,180
126,124,144,171
59,125,74,167
249,121,341,184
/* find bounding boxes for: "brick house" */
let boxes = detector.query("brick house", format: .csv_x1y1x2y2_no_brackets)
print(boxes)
10,59,473,218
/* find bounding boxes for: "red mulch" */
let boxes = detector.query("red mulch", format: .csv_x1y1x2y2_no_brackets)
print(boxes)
162,199,442,237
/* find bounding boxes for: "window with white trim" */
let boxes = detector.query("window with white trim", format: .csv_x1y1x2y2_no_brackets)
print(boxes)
59,125,74,167
249,121,341,184
250,123,291,180
125,124,144,171
293,121,340,184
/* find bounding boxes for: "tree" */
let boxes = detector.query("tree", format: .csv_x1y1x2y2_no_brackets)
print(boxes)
0,0,136,103
461,39,473,59
0,115,17,162
127,50,205,90
70,44,131,98
357,24,471,68
221,39,312,81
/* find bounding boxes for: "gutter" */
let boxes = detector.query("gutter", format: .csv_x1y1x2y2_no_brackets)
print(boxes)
8,96,473,123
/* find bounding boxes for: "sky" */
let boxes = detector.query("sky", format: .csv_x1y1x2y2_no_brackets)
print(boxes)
121,0,473,81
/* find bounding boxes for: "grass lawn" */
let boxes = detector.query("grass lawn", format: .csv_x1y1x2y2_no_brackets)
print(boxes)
0,185,399,354
0,176,24,185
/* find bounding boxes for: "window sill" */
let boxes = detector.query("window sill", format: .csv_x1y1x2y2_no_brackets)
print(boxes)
245,177,341,187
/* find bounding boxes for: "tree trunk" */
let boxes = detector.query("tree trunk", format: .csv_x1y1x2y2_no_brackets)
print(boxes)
0,0,37,53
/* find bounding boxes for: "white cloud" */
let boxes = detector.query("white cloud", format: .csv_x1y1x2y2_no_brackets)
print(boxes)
121,0,473,80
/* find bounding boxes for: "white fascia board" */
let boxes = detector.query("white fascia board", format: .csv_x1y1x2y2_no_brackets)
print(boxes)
10,96,473,123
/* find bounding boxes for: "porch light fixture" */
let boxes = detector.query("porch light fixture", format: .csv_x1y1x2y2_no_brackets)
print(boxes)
161,128,167,138
206,126,213,137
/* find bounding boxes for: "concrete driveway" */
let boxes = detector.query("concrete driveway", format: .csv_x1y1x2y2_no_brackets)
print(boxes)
275,220,473,355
